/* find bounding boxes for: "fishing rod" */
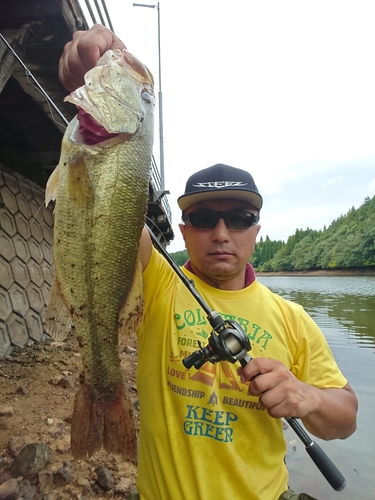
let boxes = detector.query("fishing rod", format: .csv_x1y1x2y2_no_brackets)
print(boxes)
147,226,346,491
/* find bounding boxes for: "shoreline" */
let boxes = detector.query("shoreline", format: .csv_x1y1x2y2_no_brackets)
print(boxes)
256,268,375,277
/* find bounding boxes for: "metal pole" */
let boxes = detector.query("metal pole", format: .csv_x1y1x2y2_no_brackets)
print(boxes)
133,2,165,193
157,3,165,192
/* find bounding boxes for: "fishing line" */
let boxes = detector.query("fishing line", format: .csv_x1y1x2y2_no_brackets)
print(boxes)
0,32,67,230
145,215,170,248
24,73,67,130
0,32,69,128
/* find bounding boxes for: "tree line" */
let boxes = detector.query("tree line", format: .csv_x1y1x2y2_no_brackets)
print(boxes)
169,195,375,272
252,195,375,271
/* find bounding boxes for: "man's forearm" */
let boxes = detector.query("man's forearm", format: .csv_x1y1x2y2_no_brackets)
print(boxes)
302,384,358,440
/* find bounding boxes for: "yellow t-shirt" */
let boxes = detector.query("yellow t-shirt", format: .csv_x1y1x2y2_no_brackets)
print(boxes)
136,247,347,500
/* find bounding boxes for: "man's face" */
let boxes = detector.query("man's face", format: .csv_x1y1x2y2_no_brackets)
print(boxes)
179,199,260,290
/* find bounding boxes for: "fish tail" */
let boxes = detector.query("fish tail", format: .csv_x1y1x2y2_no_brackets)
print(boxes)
103,385,137,461
70,382,137,461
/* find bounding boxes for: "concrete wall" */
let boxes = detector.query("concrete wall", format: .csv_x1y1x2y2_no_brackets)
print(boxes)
0,164,54,357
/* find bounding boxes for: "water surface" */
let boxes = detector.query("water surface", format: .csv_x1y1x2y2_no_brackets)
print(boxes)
257,276,375,499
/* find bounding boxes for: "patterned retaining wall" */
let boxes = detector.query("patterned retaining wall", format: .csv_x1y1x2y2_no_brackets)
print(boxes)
0,165,54,357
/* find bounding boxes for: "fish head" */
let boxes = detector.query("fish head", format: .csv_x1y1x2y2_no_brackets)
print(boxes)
64,49,155,145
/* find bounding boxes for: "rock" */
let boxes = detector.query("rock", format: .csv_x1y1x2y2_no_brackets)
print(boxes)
0,469,11,484
114,476,131,493
48,376,61,386
0,478,19,500
34,490,60,500
96,465,114,491
7,437,27,458
76,477,91,488
58,376,74,389
10,443,53,478
124,345,137,354
38,469,54,494
0,406,14,417
18,479,36,500
50,342,65,349
54,465,73,486
16,386,30,396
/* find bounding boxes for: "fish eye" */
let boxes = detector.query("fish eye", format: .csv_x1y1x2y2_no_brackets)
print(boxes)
141,90,153,103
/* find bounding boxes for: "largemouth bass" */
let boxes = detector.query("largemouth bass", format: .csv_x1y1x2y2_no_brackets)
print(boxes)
44,49,154,460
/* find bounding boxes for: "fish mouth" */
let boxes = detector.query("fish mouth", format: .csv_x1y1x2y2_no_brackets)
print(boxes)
76,107,119,145
64,48,154,146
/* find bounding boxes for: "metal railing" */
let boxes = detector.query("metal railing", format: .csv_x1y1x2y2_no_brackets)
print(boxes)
151,155,172,223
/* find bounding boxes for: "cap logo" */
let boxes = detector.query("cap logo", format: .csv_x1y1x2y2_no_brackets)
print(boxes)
192,181,248,189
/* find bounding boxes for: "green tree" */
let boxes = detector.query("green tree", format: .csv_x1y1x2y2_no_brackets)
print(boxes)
251,195,375,272
170,249,189,266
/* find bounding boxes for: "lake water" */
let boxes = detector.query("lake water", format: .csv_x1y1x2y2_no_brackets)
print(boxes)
257,276,375,499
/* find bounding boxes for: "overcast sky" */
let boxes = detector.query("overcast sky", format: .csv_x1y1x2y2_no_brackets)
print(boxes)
80,0,375,252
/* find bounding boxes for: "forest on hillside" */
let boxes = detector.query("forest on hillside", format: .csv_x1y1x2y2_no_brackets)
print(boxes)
169,195,375,272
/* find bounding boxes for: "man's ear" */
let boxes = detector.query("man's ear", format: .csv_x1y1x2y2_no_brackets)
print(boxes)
179,223,186,241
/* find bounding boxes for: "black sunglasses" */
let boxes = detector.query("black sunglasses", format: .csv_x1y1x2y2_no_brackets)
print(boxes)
182,209,259,229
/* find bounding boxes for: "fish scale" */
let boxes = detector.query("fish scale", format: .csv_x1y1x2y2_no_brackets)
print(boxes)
45,49,154,459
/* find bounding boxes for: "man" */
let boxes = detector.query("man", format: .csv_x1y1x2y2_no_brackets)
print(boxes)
58,24,358,500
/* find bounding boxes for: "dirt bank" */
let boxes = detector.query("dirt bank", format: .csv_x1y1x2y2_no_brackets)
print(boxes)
0,332,139,498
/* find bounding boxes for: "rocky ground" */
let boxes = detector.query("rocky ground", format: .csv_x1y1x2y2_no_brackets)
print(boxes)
0,332,140,499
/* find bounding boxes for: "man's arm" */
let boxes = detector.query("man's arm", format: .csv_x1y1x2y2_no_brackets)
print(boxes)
300,382,357,440
238,358,358,440
140,227,153,270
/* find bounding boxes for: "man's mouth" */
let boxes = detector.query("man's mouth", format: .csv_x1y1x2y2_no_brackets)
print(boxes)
209,251,233,258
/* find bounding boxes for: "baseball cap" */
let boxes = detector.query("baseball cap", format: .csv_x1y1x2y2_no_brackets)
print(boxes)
177,164,263,211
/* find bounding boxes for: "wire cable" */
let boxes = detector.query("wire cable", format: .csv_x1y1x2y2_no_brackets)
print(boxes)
0,32,69,128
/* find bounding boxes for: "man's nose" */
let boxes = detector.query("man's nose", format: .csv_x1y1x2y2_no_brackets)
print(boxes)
211,217,230,241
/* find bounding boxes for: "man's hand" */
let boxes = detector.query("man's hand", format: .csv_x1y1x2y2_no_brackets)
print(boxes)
59,23,126,91
238,358,310,419
238,357,358,440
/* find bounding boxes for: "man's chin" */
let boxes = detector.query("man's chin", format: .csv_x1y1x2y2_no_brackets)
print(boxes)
203,263,238,281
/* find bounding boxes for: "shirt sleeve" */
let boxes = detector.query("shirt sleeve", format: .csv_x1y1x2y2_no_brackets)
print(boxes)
291,308,348,389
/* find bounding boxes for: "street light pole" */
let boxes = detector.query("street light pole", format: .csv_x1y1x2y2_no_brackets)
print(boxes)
133,2,165,194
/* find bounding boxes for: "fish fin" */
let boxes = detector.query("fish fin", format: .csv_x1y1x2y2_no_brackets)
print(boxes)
45,166,59,206
103,385,137,460
118,255,144,343
70,382,137,461
70,383,104,458
44,278,72,341
67,153,94,209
